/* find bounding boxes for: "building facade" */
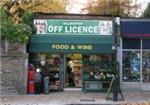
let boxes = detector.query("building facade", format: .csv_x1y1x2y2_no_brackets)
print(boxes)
1,14,149,95
119,19,150,91
28,13,116,92
29,14,150,92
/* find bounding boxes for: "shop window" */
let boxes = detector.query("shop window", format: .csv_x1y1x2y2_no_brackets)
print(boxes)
123,38,140,49
122,51,140,82
142,51,150,82
82,54,115,92
143,39,150,49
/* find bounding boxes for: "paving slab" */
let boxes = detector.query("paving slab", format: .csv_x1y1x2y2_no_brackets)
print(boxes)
0,90,150,105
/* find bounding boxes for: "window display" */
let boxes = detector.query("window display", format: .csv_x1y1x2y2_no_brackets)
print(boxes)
48,54,60,91
122,51,140,82
142,51,150,82
82,54,116,92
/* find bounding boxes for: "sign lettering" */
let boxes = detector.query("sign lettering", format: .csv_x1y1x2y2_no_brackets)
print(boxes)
51,44,93,51
34,19,113,35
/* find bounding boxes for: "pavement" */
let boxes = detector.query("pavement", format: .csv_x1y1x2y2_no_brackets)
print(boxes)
0,90,150,105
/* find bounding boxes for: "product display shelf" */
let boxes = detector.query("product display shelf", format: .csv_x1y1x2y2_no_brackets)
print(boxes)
82,61,117,92
49,66,60,91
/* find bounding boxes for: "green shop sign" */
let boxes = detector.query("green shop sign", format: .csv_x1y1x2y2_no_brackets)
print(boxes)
34,19,113,35
29,35,114,53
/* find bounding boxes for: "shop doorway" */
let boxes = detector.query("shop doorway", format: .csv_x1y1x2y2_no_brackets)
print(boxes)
65,54,83,88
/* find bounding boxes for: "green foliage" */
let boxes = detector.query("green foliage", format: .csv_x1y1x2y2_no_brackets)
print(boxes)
0,8,15,37
0,0,69,44
22,11,37,34
0,8,32,44
14,23,32,44
22,11,33,27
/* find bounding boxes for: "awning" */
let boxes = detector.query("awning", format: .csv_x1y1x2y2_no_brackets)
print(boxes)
29,35,114,54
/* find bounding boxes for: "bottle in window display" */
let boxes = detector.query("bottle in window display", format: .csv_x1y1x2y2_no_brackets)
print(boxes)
94,71,99,79
94,64,100,72
106,73,110,79
89,72,94,79
99,72,106,79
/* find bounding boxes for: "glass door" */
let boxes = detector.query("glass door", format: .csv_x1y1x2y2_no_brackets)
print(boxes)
142,51,150,91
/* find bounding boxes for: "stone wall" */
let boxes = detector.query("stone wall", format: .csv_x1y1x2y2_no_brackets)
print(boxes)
0,53,28,95
0,39,28,95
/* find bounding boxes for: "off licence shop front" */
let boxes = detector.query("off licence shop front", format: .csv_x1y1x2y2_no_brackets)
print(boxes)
28,14,116,92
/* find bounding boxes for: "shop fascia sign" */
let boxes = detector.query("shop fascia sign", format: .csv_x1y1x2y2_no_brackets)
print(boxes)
51,44,93,51
34,19,113,35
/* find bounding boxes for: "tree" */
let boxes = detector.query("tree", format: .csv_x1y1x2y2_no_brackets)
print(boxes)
82,0,140,17
0,0,68,23
143,3,150,17
0,0,69,44
0,8,32,44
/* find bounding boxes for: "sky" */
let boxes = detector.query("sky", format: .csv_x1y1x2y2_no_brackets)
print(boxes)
66,0,87,13
67,0,150,16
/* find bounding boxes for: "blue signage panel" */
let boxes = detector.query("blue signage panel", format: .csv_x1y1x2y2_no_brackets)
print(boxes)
121,19,150,37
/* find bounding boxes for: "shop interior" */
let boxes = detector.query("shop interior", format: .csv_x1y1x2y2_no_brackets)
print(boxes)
28,53,115,93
